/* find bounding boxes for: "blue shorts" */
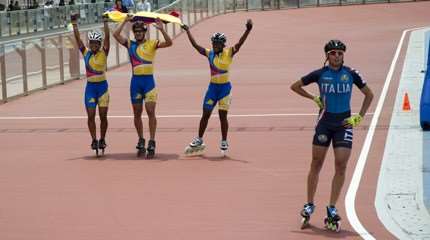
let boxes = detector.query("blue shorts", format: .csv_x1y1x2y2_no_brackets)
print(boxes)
84,80,109,108
130,75,158,104
313,111,353,149
203,82,232,111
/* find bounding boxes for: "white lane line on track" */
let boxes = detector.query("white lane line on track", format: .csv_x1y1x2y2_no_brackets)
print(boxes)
0,112,374,120
345,27,427,240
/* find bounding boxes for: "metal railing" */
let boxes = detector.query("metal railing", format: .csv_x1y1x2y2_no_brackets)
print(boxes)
1,3,109,37
0,0,424,103
0,0,180,38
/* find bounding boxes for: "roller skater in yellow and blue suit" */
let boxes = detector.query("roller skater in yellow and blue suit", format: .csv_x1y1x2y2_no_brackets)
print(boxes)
113,15,172,158
182,20,253,156
71,13,110,157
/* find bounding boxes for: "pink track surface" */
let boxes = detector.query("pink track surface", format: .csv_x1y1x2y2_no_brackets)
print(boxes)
0,2,429,239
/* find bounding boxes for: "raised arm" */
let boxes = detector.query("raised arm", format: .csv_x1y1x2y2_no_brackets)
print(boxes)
154,18,172,48
232,19,252,56
71,14,84,50
181,24,206,56
102,15,110,54
113,14,133,47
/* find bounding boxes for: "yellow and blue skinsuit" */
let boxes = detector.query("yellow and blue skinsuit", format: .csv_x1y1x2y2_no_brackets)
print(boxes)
203,47,233,111
128,39,159,104
81,47,109,108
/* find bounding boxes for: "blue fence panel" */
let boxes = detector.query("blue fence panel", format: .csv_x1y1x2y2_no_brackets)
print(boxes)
420,35,430,130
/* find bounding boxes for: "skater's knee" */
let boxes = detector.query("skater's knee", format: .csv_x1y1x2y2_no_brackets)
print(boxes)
335,162,347,176
134,116,143,124
133,111,143,120
132,104,143,115
310,158,324,172
99,115,108,122
201,114,210,122
146,109,156,118
218,110,228,120
202,109,212,119
219,116,228,124
309,166,322,177
87,115,96,122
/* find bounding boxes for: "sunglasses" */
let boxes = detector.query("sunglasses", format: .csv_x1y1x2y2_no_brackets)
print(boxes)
328,50,344,56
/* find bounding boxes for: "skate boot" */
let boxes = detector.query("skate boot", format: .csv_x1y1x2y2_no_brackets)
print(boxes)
184,137,205,156
91,139,99,157
220,140,229,156
300,202,315,229
146,140,156,159
136,138,146,157
324,205,341,232
98,139,106,156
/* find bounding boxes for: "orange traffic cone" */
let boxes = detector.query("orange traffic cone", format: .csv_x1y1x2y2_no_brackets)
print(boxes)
402,93,411,111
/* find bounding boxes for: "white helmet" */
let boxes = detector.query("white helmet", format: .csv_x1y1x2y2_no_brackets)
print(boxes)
211,32,226,44
88,30,103,42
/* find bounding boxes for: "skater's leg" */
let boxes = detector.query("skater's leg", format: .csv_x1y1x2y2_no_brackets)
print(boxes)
97,107,108,151
307,145,329,203
97,83,109,145
184,109,209,155
87,108,98,154
132,103,144,139
198,108,213,138
218,109,228,141
144,101,157,158
329,147,351,206
185,85,215,155
99,107,108,140
86,107,97,140
218,89,231,141
145,102,157,140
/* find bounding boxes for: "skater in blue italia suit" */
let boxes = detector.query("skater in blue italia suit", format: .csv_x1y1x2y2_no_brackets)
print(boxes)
291,40,374,231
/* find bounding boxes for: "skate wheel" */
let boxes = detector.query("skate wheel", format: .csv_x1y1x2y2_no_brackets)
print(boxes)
184,145,205,156
300,217,309,229
324,219,340,232
137,149,145,157
184,147,192,155
185,150,203,156
220,150,227,157
329,223,335,231
146,152,155,159
323,217,329,229
335,221,341,232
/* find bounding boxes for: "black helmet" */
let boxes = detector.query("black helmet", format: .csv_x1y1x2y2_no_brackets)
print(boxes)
132,21,147,32
211,32,226,44
324,39,346,53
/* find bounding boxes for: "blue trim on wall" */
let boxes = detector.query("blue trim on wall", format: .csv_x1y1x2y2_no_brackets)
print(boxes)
420,31,430,130
422,30,430,214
